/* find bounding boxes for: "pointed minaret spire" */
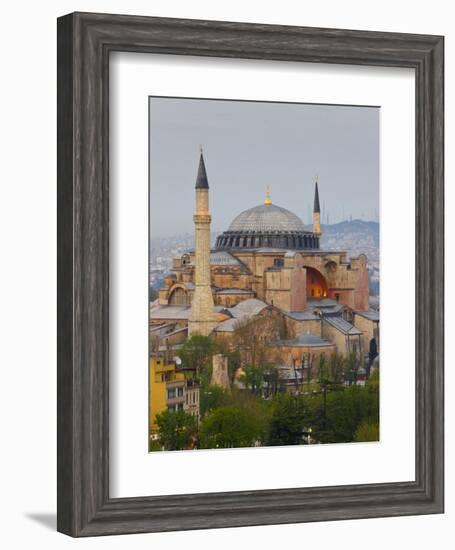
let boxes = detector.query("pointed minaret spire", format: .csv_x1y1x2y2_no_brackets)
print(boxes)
195,147,209,189
313,176,321,213
312,176,321,236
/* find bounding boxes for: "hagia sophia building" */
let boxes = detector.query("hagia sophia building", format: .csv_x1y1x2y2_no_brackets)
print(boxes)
150,151,379,368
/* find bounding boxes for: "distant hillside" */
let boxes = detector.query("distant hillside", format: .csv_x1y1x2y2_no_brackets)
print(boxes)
321,220,379,247
320,220,379,296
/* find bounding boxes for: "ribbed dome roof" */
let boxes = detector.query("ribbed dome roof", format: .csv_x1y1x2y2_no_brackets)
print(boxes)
228,204,306,233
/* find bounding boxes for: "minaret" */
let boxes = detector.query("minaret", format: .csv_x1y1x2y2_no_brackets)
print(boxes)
313,176,321,236
188,149,218,337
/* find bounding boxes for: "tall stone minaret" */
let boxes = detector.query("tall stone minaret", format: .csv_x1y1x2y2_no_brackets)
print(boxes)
313,176,321,236
188,149,217,337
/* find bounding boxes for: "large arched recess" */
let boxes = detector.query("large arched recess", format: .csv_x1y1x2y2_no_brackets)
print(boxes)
305,266,328,299
168,285,189,306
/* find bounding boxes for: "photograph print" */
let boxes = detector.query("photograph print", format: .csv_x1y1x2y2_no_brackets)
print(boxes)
148,97,380,452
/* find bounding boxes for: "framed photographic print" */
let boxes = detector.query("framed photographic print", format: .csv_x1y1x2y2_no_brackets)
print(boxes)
57,12,444,536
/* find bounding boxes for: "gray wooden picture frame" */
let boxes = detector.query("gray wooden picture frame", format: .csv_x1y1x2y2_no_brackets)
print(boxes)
57,12,444,537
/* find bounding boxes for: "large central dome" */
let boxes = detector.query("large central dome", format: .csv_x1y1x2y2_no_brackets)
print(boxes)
228,203,306,233
215,199,320,251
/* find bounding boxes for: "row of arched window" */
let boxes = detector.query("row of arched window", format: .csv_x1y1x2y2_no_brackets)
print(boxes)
215,233,319,250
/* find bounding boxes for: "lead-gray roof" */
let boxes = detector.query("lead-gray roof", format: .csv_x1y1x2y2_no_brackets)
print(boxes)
323,316,362,335
279,310,321,321
214,318,241,333
165,326,188,338
210,251,243,265
228,298,269,318
355,310,380,321
214,305,231,314
228,203,306,233
369,295,380,309
150,303,227,322
215,298,269,332
273,333,334,348
149,323,174,334
150,305,192,320
307,298,341,309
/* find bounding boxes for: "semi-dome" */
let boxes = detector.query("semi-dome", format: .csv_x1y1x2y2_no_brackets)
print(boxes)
215,194,320,251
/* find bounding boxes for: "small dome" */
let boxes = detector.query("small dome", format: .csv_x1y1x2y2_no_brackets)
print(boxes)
228,204,306,233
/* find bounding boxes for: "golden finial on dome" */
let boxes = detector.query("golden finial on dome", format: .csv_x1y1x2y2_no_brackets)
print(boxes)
264,186,272,206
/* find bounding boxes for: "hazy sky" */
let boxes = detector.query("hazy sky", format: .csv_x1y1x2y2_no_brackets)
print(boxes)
149,97,379,238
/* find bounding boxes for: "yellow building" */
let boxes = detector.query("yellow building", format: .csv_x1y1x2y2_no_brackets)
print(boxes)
149,357,200,439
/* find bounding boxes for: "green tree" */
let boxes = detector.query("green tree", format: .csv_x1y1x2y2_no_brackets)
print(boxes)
304,352,317,387
344,351,361,386
306,384,379,443
149,438,162,452
264,365,280,397
177,335,215,382
156,409,197,451
327,352,345,386
265,393,307,446
317,354,331,428
367,368,380,392
200,384,232,417
354,420,380,442
199,406,262,448
240,364,265,395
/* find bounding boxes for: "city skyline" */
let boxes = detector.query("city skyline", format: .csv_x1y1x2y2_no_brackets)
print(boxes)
149,97,379,238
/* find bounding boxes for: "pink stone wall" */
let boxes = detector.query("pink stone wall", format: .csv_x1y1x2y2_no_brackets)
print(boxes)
290,268,306,311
